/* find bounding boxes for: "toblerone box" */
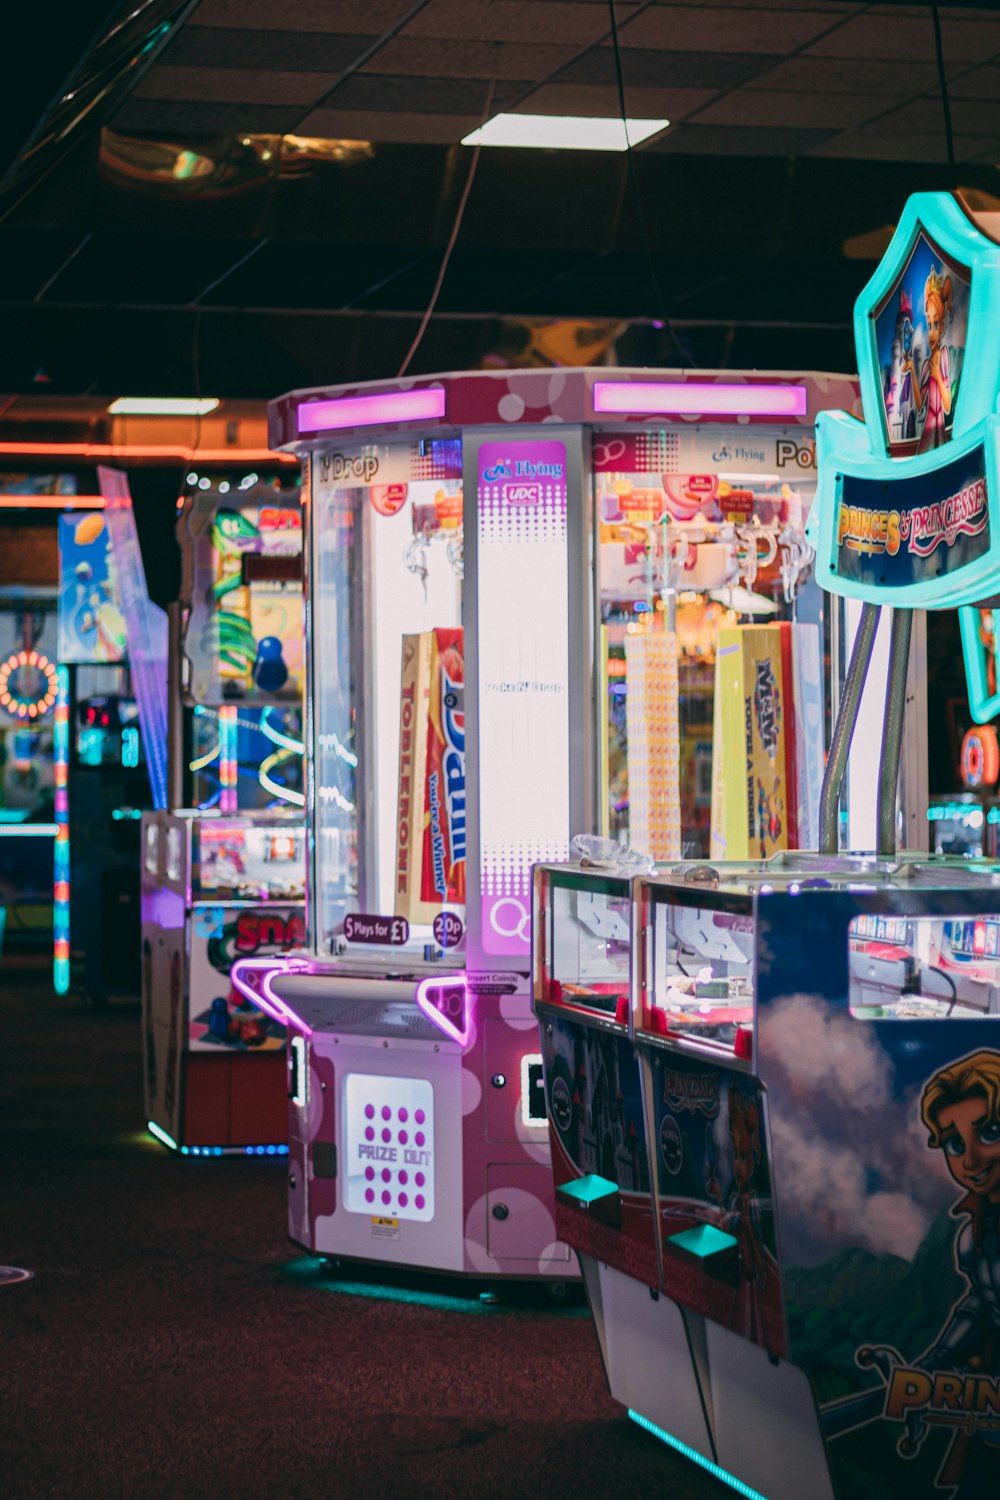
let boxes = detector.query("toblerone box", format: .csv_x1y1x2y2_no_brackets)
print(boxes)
394,632,433,922
710,624,797,861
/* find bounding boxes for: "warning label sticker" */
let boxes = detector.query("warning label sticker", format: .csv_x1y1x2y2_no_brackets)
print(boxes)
371,1217,400,1241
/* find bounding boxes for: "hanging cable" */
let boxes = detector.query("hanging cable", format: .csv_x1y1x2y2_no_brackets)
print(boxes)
607,0,694,366
397,78,496,378
931,3,957,189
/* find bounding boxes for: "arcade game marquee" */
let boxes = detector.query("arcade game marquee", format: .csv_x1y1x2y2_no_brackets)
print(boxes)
231,365,856,1278
533,194,1000,1500
142,471,306,1155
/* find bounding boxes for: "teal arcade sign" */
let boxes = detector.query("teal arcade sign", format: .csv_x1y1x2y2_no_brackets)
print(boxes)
808,193,1000,719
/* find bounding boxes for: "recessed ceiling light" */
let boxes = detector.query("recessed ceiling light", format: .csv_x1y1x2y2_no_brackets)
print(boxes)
108,397,220,416
461,113,669,152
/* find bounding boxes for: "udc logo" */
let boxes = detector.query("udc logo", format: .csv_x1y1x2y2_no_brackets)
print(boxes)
550,1075,573,1133
660,1113,683,1176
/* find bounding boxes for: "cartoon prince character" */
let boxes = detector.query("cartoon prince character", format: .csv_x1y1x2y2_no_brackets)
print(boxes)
919,1050,1000,1493
884,287,919,444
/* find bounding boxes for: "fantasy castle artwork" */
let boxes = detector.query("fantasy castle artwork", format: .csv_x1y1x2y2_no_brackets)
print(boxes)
875,229,971,459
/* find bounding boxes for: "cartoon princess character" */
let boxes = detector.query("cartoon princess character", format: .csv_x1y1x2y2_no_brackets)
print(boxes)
906,266,954,453
707,1085,769,1347
919,1050,1000,1493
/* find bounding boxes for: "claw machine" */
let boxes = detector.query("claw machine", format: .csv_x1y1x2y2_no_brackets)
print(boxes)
236,366,855,1276
533,193,1000,1500
142,472,307,1154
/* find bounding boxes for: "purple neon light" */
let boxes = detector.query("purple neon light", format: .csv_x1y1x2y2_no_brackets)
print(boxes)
229,956,314,1037
592,381,807,418
415,974,470,1048
296,387,446,435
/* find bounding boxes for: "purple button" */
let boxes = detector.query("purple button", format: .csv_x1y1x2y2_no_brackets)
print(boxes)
415,1194,425,1210
399,1193,408,1208
382,1105,392,1121
415,1171,425,1187
365,1104,375,1120
382,1128,391,1143
365,1126,374,1142
415,1108,426,1125
382,1190,391,1205
399,1170,408,1185
415,1132,425,1148
398,1107,408,1122
382,1167,391,1183
365,1166,375,1182
365,1188,374,1204
398,1130,408,1145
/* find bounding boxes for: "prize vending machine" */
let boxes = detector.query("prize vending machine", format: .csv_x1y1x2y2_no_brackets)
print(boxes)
234,365,855,1280
142,476,307,1154
532,194,1000,1500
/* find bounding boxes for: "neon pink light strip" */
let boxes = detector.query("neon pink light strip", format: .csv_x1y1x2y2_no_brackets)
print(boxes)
416,974,470,1048
296,387,446,435
592,381,807,418
230,956,314,1037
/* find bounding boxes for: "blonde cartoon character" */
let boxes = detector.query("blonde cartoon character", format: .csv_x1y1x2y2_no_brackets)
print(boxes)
909,266,954,453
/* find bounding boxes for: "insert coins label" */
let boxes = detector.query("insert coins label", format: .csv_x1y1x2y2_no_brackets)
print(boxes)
372,1216,400,1241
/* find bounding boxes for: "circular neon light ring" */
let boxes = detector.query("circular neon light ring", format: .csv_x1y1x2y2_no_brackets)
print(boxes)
0,650,59,720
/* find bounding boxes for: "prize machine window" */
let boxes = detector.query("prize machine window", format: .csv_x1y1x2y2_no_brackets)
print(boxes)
593,431,818,862
643,894,755,1061
849,913,1000,1019
193,820,306,901
179,475,305,815
536,872,632,1023
311,443,465,958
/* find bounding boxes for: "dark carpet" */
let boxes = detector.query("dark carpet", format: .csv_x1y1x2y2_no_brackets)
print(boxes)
1,963,730,1500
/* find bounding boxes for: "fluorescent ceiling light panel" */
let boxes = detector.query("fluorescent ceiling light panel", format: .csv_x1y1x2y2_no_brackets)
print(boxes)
462,114,668,152
594,382,808,418
108,397,220,416
296,387,446,435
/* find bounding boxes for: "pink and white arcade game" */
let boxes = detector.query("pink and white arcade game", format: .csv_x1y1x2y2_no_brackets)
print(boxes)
235,367,855,1278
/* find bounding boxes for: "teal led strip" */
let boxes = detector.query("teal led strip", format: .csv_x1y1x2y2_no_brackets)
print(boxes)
628,1410,769,1500
147,1120,178,1151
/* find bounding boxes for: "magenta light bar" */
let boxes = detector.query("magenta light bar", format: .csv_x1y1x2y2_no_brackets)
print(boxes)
296,387,446,435
593,381,808,419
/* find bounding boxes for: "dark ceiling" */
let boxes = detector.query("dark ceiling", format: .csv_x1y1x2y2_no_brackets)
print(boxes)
2,0,1000,403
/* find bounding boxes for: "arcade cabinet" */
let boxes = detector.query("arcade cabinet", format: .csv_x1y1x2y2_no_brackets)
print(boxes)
534,192,1000,1500
234,366,855,1278
142,474,306,1154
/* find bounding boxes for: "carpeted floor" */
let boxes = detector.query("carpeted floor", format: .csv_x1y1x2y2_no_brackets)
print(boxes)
1,962,730,1500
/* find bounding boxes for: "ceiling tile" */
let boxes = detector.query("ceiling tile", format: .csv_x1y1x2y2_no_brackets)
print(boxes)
807,127,995,163
949,62,1000,99
693,88,891,130
619,6,853,54
328,74,525,114
294,107,479,144
163,27,373,72
806,11,1000,62
362,36,580,78
646,121,838,155
554,45,782,89
514,82,713,120
191,0,421,33
112,99,301,134
745,55,940,93
133,66,333,107
871,95,1000,136
404,1,639,46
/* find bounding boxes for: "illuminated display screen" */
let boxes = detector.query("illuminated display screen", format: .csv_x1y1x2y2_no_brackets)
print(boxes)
343,1073,434,1222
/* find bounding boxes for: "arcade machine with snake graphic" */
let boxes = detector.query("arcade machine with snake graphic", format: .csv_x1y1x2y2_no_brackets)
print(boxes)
142,474,306,1155
534,194,1000,1500
232,366,853,1278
